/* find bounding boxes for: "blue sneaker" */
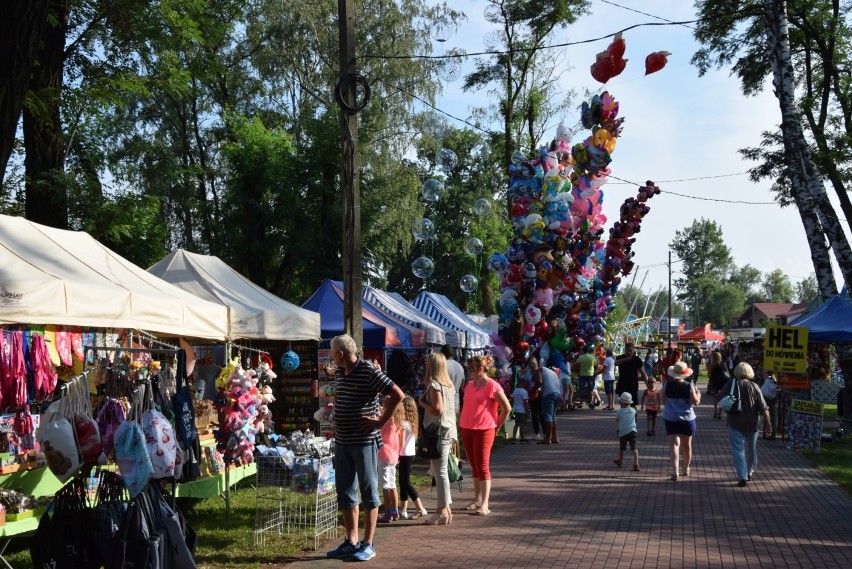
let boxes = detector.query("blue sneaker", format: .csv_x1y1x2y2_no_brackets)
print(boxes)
354,542,376,562
327,540,359,558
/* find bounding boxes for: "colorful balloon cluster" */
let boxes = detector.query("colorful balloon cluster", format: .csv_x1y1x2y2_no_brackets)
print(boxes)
489,92,660,372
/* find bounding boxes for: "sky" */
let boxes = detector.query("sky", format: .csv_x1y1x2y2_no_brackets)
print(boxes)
423,0,848,305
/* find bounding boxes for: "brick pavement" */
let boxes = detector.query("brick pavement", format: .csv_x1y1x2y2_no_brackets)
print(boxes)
285,393,852,568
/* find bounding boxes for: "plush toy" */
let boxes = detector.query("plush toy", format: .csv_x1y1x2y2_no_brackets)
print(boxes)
261,385,276,405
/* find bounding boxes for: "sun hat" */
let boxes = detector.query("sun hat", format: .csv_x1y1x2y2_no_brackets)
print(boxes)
734,362,755,380
619,392,633,404
667,361,693,379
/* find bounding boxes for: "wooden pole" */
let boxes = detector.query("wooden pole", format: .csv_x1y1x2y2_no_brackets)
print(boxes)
338,0,363,349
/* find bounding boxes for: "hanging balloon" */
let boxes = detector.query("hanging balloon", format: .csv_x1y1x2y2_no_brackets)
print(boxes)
412,256,434,279
421,112,447,140
473,198,492,217
411,218,435,241
483,4,502,23
432,16,453,43
460,274,478,293
438,49,464,82
464,237,484,256
281,350,301,371
511,151,526,165
422,178,445,202
437,148,458,173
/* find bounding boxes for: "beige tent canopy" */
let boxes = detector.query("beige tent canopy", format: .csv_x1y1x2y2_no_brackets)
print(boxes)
0,215,228,340
148,249,321,341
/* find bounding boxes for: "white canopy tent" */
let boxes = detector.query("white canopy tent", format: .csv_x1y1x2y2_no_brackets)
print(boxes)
0,215,227,340
148,249,321,341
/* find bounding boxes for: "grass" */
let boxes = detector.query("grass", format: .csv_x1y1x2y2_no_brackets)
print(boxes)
799,402,852,496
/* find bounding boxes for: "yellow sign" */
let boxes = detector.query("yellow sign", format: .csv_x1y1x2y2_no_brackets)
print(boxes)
764,324,809,374
791,399,824,416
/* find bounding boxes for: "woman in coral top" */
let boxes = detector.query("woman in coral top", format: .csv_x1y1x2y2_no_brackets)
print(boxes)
459,354,512,515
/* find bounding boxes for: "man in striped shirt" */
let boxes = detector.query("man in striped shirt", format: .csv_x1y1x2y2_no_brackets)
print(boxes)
327,334,404,562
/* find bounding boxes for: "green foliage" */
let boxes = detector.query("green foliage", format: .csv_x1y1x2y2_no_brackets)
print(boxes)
761,268,795,303
796,273,820,304
669,218,735,313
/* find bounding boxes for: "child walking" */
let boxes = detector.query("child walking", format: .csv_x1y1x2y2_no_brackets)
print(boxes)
511,380,531,443
614,392,640,471
398,397,428,519
377,399,404,523
641,378,661,436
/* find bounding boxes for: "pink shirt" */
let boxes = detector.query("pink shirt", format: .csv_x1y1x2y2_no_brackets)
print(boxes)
644,389,660,411
460,378,502,430
377,417,400,464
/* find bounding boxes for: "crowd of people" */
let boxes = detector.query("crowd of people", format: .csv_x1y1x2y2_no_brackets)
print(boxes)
324,334,776,562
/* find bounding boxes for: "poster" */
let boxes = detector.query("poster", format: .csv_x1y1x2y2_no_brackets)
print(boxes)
787,399,824,453
764,324,809,374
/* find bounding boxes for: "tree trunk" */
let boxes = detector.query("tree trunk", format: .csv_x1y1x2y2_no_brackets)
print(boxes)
766,0,852,417
0,0,50,186
764,0,839,300
22,0,70,229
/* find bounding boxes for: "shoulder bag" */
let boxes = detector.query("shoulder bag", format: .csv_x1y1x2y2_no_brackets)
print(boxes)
417,383,444,459
718,379,741,413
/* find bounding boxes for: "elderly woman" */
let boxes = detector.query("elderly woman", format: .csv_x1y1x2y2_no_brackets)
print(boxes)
719,362,771,487
459,354,512,516
661,361,701,481
418,352,458,525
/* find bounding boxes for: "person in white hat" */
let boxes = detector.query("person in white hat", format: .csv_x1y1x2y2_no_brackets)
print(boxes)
613,392,640,471
661,361,701,481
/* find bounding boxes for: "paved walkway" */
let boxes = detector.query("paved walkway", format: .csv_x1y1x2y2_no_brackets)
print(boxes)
286,393,852,568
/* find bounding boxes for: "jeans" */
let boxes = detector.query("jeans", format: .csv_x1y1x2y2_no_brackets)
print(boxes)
541,392,561,422
727,425,759,481
429,439,454,509
334,441,380,510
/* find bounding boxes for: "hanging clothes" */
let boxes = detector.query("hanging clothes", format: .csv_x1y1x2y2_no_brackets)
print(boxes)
8,332,28,409
31,333,58,402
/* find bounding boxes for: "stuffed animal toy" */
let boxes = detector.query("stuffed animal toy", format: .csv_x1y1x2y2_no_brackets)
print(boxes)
261,385,276,405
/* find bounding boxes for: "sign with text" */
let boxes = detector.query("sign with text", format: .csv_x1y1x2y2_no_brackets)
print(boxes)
787,399,824,453
764,325,809,374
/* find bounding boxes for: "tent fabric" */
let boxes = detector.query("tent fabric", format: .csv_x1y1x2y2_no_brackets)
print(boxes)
410,292,493,350
789,294,852,343
0,215,228,340
328,281,424,348
388,292,465,348
148,249,320,341
362,286,447,345
301,279,396,349
678,323,724,342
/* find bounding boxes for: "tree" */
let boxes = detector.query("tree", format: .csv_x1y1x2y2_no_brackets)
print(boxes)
728,264,764,303
462,0,591,215
761,268,796,302
669,218,734,319
795,273,820,304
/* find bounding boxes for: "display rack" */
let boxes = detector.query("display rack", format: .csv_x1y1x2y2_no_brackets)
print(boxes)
275,342,319,433
316,348,334,438
254,451,337,550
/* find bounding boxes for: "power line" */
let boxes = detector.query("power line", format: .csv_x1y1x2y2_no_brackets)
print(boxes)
599,0,696,30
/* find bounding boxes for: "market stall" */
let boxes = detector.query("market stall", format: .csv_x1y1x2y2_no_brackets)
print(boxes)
410,291,494,352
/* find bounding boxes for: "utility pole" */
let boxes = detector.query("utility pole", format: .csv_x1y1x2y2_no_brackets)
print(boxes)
338,0,363,349
667,250,672,348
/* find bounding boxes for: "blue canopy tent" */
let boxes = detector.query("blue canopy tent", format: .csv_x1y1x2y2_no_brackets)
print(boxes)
388,292,465,348
410,291,494,351
326,280,421,348
301,279,395,349
789,294,852,343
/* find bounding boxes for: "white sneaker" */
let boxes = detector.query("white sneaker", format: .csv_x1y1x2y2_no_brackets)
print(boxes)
399,510,409,519
536,433,543,441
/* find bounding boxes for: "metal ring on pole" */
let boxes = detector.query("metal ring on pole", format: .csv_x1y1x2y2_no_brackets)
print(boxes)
335,73,371,113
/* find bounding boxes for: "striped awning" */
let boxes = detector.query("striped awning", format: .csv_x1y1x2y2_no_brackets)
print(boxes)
410,292,493,350
363,286,447,345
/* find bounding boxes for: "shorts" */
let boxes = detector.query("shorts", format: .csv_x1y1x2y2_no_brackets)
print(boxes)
541,392,561,422
378,461,397,490
334,441,380,510
646,409,658,418
664,419,697,437
604,380,615,395
513,412,528,426
619,432,637,451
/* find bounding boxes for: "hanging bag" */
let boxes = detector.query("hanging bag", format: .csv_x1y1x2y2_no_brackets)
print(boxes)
718,379,741,413
106,485,161,569
97,396,127,456
171,349,198,446
114,390,154,497
143,384,178,479
37,389,83,483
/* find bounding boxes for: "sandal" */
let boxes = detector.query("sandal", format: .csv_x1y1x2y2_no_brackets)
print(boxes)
474,507,490,516
411,510,428,520
670,474,679,481
633,465,640,471
613,459,623,468
464,502,482,511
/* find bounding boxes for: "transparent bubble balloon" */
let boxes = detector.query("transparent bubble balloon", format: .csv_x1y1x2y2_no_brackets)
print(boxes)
464,237,484,256
511,151,526,165
432,16,454,43
490,63,506,77
437,148,458,173
483,4,502,23
473,198,492,217
412,256,435,279
411,218,435,241
421,112,447,140
483,30,505,51
438,55,462,82
422,178,445,202
460,274,478,293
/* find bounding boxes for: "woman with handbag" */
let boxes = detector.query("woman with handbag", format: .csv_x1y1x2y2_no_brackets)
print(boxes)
418,352,458,526
719,362,771,487
459,354,512,516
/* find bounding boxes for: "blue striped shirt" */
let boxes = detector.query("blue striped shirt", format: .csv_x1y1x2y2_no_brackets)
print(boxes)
334,359,396,445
